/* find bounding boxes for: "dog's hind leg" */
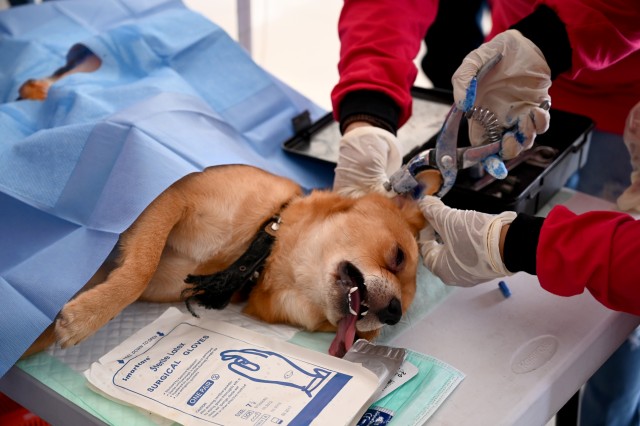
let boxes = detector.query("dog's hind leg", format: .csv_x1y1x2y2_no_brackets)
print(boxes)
18,46,101,101
55,187,186,348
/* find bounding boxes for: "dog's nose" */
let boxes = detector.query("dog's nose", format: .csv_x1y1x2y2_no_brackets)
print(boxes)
378,297,402,325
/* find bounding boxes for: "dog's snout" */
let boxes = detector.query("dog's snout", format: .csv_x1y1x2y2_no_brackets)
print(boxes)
377,297,402,325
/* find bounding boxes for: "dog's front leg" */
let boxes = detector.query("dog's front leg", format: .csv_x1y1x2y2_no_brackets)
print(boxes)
55,265,153,348
55,188,186,348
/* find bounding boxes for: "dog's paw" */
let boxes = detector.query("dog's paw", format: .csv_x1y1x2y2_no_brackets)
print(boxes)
18,78,52,101
55,298,107,348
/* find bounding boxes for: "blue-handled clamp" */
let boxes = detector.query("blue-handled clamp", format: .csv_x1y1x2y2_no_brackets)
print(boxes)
384,104,501,198
384,53,507,198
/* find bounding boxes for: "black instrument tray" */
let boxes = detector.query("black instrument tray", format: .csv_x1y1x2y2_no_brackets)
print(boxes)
283,87,594,214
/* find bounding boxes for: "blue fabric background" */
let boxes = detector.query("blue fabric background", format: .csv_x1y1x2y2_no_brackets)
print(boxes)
0,0,335,377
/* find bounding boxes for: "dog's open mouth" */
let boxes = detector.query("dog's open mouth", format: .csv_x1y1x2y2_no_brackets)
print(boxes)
329,261,368,357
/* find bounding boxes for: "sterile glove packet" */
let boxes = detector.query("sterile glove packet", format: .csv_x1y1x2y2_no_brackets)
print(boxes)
343,339,407,401
84,307,379,426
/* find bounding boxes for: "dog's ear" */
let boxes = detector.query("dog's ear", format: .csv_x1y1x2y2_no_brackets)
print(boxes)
415,169,443,197
392,195,426,234
391,169,443,233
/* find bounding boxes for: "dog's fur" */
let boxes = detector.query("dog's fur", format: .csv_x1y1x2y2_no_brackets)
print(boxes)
24,165,431,357
19,51,442,358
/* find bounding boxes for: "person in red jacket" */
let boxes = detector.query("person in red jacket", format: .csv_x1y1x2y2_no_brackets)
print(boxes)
419,99,640,313
330,1,640,424
331,0,639,200
330,0,640,302
416,100,640,310
419,100,640,426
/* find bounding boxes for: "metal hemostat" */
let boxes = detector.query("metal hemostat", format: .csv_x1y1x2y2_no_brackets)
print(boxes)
385,51,552,199
385,55,506,198
384,104,502,198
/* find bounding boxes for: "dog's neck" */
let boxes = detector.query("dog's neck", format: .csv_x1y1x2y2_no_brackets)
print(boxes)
181,200,293,315
181,190,356,316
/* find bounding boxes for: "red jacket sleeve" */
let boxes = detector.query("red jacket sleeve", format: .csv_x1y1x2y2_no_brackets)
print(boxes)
538,205,640,315
490,0,640,133
535,0,640,78
330,0,437,127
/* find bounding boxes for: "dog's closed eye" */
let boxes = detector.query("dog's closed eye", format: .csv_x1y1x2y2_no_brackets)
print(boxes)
388,245,405,273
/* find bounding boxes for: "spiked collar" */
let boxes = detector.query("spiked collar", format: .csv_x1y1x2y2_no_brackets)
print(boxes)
183,204,288,316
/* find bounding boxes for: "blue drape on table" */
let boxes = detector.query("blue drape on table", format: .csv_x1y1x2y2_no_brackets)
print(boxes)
0,0,333,377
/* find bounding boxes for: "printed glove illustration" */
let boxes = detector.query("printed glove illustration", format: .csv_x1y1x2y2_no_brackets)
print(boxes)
419,196,516,286
617,100,640,212
452,29,552,172
220,348,331,397
333,126,402,197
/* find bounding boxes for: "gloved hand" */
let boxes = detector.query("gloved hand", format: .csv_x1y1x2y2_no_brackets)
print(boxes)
419,195,516,286
333,125,402,197
617,100,640,212
452,29,552,161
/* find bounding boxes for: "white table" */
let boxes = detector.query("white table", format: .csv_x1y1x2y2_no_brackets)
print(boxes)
389,191,640,425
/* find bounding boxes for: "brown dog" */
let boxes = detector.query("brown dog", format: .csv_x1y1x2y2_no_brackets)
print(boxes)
25,165,435,358
19,52,442,358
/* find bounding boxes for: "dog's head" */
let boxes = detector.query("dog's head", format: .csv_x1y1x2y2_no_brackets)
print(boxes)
244,191,426,357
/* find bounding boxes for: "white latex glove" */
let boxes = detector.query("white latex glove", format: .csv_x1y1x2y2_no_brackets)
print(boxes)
419,195,516,287
333,126,402,197
452,29,552,161
617,100,640,212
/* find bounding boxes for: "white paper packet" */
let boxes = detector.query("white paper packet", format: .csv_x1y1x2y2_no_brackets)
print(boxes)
84,307,378,426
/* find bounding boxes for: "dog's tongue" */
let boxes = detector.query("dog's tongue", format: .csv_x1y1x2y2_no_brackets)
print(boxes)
329,289,360,358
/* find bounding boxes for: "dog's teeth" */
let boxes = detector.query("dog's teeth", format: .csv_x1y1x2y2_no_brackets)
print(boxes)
349,287,358,294
349,306,358,316
361,301,369,308
360,308,368,316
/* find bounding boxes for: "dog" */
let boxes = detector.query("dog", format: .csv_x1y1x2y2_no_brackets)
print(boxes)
19,51,443,359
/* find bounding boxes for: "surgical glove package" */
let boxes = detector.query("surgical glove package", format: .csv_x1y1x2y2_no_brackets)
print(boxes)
85,308,464,426
0,0,334,377
85,307,379,426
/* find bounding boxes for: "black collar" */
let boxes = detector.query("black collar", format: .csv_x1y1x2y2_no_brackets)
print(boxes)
182,206,286,316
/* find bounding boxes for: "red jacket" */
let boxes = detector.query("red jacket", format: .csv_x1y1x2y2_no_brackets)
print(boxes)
490,0,640,134
332,0,640,134
538,206,640,315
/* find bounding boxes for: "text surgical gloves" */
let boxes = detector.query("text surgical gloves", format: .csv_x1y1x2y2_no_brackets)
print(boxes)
333,126,402,197
419,195,516,287
452,29,552,160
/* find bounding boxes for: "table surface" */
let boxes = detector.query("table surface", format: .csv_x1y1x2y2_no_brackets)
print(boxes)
2,191,638,426
389,191,640,426
391,273,639,426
